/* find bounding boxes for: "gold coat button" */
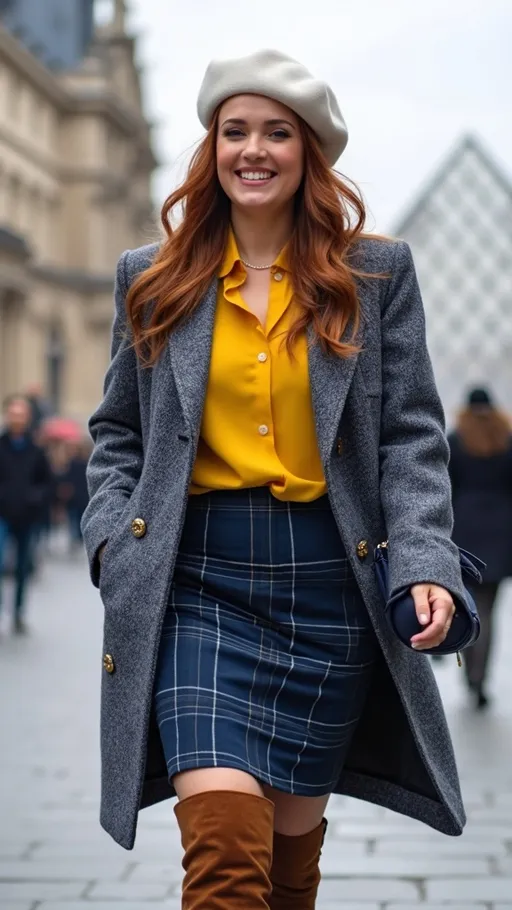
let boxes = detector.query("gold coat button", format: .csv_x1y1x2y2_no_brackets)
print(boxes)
131,518,147,538
103,653,115,674
356,540,369,560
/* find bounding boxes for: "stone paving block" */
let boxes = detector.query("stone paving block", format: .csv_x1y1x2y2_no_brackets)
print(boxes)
0,859,129,882
0,903,36,910
469,807,512,822
318,877,419,901
317,840,370,860
426,878,512,902
374,835,508,857
331,819,420,838
125,861,206,884
5,823,111,844
319,854,489,877
317,904,379,910
497,857,512,874
130,827,181,848
0,882,85,900
31,842,181,863
330,820,512,840
386,905,487,910
0,843,32,860
459,795,492,810
11,810,101,827
87,881,173,900
324,800,383,819
38,905,181,910
138,816,175,830
141,800,175,821
31,840,129,860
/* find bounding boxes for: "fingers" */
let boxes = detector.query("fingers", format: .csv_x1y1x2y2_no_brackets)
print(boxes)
411,584,431,628
411,588,456,650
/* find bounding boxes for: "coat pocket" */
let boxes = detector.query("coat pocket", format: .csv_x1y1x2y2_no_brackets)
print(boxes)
98,488,140,605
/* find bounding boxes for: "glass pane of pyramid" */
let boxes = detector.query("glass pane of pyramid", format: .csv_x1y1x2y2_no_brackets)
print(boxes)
394,136,512,425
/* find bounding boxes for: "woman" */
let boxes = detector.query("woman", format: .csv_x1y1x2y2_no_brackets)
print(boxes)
449,387,512,710
83,49,466,909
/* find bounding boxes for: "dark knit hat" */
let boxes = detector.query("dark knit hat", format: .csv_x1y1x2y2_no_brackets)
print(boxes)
467,387,492,407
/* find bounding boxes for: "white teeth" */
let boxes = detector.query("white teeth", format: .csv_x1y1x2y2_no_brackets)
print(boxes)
239,171,273,181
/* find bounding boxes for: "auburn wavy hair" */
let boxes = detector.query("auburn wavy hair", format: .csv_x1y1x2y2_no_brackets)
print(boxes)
456,407,512,457
126,110,379,365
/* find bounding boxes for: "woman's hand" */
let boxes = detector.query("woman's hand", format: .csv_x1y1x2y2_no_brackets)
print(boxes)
410,584,456,650
98,544,106,564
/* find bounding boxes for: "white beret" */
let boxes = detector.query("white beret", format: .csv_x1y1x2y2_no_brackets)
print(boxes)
197,49,348,167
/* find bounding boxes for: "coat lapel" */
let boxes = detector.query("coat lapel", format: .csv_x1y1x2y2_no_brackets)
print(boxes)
167,280,218,432
307,321,364,465
166,276,364,459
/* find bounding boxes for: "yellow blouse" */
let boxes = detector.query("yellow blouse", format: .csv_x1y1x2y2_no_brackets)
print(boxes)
190,230,327,501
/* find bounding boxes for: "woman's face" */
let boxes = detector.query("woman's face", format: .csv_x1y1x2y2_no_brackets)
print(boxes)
216,94,304,214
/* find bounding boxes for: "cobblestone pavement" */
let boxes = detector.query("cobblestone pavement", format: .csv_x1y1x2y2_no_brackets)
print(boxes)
1,547,512,909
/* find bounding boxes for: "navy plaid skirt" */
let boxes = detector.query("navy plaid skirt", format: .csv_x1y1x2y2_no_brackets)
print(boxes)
154,488,377,795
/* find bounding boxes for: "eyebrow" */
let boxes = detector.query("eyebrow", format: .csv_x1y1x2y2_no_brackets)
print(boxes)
220,118,296,130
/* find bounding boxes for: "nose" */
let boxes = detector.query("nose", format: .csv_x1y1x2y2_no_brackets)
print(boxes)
241,131,267,162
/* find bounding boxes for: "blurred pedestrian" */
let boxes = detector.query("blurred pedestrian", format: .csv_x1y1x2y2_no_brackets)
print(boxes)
0,395,52,633
449,388,512,709
82,49,465,908
48,441,73,534
25,382,52,434
65,441,90,549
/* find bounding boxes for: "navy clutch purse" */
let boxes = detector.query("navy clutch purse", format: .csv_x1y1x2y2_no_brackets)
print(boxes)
374,542,484,657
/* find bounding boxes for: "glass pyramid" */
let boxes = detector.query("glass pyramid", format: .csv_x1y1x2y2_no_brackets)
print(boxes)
393,135,512,425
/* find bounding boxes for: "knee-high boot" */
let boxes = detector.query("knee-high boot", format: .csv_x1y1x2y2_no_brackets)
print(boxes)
269,819,327,909
174,789,274,909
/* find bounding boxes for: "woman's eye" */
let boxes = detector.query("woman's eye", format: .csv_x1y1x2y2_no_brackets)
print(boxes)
222,128,290,140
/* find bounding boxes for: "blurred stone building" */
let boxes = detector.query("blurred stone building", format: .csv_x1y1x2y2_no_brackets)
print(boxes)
0,0,156,421
395,135,512,425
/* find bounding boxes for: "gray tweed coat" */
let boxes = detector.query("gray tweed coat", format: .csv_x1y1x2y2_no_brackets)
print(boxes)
82,237,467,850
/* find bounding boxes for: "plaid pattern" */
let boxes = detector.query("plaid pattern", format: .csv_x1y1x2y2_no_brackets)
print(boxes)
154,488,377,795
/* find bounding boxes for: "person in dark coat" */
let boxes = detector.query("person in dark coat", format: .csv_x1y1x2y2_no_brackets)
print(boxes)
65,441,90,547
25,382,52,434
448,388,512,708
0,394,52,633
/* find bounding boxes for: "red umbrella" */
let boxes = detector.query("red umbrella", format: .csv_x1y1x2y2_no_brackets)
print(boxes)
41,417,83,443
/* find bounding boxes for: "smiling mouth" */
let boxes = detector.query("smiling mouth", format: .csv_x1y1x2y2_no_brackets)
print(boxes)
235,169,277,182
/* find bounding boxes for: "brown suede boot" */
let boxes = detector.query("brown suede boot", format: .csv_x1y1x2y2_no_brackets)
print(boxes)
269,819,327,909
174,789,274,909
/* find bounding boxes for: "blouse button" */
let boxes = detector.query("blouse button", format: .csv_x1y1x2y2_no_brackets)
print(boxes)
273,271,283,282
257,352,268,363
258,425,269,436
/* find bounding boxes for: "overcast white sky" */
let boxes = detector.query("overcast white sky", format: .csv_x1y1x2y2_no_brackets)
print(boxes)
98,0,511,231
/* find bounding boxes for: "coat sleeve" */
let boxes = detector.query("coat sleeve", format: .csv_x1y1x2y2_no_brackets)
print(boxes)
81,251,144,587
379,240,465,602
446,432,460,497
